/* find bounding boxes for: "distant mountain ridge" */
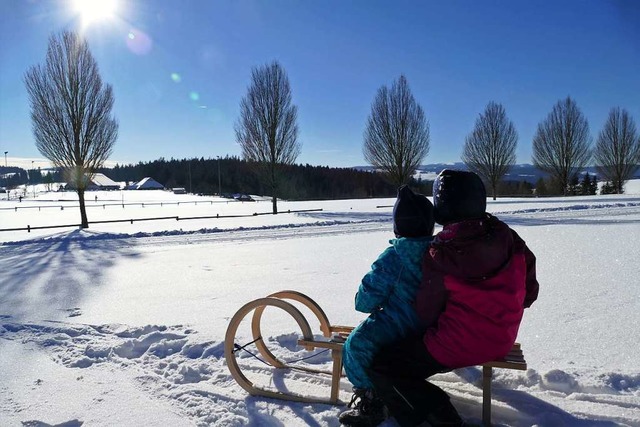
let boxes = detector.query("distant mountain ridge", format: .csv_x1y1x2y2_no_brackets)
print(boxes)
354,163,640,184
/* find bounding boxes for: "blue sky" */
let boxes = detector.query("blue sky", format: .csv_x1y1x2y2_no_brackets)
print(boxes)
1,0,639,168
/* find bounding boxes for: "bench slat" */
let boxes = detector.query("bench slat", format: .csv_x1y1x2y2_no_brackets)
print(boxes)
483,360,527,370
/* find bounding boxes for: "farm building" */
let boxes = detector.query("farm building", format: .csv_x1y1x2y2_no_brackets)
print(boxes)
66,173,120,191
127,177,165,190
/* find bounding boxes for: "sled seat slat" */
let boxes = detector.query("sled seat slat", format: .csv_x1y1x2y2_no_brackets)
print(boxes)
329,325,355,333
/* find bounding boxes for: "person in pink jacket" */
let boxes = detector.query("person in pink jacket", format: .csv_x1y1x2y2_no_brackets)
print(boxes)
362,170,539,427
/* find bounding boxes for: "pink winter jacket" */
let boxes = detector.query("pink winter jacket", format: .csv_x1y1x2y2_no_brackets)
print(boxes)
415,214,539,369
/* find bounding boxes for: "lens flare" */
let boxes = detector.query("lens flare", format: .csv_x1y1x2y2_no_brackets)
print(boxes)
126,28,153,55
189,92,200,101
171,73,182,83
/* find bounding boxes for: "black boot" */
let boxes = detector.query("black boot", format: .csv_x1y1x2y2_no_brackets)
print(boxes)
338,388,387,426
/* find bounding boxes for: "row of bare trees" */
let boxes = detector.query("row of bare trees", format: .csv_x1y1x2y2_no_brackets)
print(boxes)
362,75,640,198
532,98,640,196
23,30,640,227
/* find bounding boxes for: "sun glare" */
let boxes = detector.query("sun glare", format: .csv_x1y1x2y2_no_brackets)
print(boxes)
72,0,119,26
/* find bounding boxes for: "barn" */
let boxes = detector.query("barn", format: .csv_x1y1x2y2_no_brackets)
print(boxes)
127,177,165,190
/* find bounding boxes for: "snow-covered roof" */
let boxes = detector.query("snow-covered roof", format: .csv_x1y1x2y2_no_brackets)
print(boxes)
130,177,164,190
91,173,119,187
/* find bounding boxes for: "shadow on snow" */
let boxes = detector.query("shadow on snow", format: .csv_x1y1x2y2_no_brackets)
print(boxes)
0,229,141,321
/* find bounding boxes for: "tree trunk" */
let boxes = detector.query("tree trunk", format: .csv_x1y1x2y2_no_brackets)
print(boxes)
271,164,278,214
78,189,89,228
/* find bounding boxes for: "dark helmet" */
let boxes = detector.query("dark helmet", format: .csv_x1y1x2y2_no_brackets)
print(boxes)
393,185,435,237
432,169,487,225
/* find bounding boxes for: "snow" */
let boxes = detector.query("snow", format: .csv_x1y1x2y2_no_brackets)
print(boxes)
1,180,640,426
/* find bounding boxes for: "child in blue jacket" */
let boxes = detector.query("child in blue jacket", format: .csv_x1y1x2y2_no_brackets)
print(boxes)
340,185,435,426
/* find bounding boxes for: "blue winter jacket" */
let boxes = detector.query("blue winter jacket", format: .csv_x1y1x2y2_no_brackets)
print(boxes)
343,236,433,389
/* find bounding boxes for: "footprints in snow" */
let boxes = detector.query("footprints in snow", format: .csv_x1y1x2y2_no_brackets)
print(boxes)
0,320,215,370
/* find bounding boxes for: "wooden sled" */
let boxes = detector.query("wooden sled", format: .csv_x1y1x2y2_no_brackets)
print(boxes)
225,290,527,425
224,290,353,404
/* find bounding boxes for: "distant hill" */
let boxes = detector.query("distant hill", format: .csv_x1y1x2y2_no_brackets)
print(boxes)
354,163,640,184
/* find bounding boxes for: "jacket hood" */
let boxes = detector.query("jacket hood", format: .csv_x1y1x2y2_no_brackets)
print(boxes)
428,214,514,280
392,236,433,269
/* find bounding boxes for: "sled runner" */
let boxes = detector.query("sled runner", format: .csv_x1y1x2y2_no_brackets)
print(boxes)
224,290,352,405
225,290,527,425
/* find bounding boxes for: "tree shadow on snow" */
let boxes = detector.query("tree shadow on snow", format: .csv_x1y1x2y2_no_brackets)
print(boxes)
491,387,620,426
453,367,620,426
0,229,141,321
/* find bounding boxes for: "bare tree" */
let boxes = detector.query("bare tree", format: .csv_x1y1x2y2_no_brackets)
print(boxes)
532,97,591,195
24,31,118,228
594,108,640,194
235,61,300,214
363,75,430,187
462,102,517,200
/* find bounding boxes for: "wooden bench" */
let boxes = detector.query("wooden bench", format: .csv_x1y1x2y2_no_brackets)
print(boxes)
225,291,527,426
297,335,526,426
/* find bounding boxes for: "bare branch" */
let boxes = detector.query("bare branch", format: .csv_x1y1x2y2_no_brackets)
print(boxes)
462,102,517,200
24,31,118,227
594,107,640,194
363,75,430,187
532,97,591,195
235,61,300,213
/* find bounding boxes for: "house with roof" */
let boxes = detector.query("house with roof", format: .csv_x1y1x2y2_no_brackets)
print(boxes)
127,177,165,190
90,173,121,190
66,173,121,191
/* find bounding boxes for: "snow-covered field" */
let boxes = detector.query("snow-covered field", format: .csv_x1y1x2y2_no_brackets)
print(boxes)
1,181,639,427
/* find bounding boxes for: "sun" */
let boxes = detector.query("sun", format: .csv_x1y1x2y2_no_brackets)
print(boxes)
72,0,119,26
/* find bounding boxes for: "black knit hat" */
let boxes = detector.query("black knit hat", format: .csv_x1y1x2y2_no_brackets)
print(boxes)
432,169,487,225
393,185,435,238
